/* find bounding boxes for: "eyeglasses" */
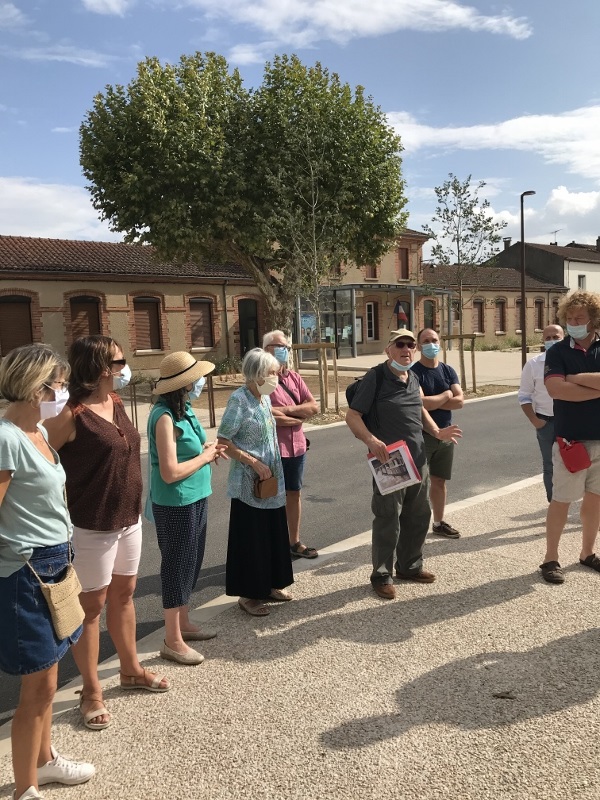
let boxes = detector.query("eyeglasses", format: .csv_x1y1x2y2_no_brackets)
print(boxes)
111,358,127,366
393,340,416,350
267,344,290,350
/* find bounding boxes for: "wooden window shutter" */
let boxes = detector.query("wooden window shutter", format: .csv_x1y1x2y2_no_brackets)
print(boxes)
0,298,33,356
398,248,409,280
134,298,161,350
70,298,100,340
189,299,213,347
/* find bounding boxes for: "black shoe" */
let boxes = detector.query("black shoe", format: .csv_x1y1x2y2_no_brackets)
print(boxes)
432,521,461,539
540,560,565,584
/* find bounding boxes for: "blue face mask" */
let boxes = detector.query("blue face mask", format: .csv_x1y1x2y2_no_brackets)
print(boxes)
421,343,440,359
544,339,559,351
188,376,206,400
113,364,131,391
273,346,289,364
391,359,414,372
566,323,589,340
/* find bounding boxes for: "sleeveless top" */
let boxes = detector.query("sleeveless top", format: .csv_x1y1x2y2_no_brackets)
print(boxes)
59,393,142,530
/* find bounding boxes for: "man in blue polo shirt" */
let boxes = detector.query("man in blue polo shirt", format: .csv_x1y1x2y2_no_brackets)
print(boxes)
541,290,600,584
412,328,464,538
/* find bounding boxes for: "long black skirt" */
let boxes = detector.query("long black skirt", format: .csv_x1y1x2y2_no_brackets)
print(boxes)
226,499,294,599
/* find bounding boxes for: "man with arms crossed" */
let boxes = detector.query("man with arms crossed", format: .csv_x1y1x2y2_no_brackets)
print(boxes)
263,330,319,559
346,329,461,600
518,324,564,503
541,291,600,584
412,328,464,538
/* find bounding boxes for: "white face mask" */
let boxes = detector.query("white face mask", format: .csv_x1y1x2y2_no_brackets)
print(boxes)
113,364,132,391
258,375,278,396
39,387,70,419
188,376,206,400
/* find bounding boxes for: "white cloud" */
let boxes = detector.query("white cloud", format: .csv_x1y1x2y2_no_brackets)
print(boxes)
51,126,77,134
0,177,122,241
389,106,600,183
81,0,134,15
0,43,118,67
0,2,27,28
228,41,276,65
179,0,531,50
546,185,600,217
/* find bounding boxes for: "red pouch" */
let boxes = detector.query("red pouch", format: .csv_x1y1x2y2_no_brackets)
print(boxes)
557,437,591,473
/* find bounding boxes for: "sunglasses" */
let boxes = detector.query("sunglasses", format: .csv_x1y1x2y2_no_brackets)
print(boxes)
393,340,416,350
111,358,127,366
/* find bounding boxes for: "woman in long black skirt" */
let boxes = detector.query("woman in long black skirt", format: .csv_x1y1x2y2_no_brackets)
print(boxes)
218,348,293,617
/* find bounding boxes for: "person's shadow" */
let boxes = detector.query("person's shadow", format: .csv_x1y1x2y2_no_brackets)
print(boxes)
321,627,600,750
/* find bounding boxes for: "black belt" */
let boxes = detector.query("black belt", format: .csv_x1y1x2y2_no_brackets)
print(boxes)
536,413,554,421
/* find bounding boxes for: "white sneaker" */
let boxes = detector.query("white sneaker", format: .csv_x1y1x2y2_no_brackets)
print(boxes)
37,746,95,786
13,788,44,800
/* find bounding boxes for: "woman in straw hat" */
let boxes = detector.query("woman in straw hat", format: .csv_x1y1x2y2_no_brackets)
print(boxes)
148,352,227,665
0,344,94,800
46,335,170,732
217,348,293,617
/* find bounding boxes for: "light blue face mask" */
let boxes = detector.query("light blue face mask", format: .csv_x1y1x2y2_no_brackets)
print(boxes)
544,339,559,351
421,343,440,359
273,346,289,364
566,323,589,340
391,359,414,372
188,376,206,400
113,364,132,391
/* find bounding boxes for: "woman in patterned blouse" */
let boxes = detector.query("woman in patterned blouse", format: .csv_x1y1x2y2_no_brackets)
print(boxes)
218,348,294,616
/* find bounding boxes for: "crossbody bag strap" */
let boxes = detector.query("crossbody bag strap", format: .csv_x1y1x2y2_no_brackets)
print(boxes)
277,376,301,406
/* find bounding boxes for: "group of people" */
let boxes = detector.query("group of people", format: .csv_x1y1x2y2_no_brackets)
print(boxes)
0,329,318,799
1,290,599,799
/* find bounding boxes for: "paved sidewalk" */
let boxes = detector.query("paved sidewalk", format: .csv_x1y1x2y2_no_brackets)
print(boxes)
2,477,600,800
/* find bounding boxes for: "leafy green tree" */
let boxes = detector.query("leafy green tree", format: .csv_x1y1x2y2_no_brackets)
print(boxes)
80,52,407,330
423,173,507,387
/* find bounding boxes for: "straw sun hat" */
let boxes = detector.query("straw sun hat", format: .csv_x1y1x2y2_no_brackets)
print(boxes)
152,351,215,395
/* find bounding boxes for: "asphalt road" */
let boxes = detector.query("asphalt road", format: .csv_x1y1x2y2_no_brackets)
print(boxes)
0,393,539,723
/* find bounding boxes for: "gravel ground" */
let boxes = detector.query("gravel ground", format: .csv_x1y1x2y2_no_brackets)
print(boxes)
2,480,600,800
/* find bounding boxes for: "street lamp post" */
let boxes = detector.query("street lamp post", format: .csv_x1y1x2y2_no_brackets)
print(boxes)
520,190,536,367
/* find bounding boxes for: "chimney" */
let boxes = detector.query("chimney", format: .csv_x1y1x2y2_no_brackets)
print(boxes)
503,237,511,251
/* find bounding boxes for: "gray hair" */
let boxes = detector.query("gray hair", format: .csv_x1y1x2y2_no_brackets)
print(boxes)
242,348,279,384
262,329,290,348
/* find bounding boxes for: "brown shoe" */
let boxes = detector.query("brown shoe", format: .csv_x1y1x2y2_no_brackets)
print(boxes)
396,569,436,584
372,582,396,599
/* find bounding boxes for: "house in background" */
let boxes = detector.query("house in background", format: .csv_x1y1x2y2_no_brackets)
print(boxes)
296,228,454,358
0,236,266,374
421,262,568,346
493,237,600,293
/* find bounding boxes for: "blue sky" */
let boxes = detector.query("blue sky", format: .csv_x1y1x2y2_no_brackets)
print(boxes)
1,0,599,255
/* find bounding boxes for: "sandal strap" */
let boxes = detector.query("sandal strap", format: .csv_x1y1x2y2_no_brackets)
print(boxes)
120,667,164,689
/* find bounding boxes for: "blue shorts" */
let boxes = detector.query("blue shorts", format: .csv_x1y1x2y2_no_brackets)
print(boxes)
281,454,306,491
0,543,82,676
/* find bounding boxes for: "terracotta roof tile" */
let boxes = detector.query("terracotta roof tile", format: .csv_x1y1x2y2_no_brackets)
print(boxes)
0,236,251,280
422,263,567,291
527,243,600,263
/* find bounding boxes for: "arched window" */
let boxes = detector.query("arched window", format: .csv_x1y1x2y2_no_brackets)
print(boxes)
133,297,162,351
0,296,33,355
70,296,101,340
472,299,485,333
495,299,507,333
189,298,214,348
534,299,544,330
423,299,435,330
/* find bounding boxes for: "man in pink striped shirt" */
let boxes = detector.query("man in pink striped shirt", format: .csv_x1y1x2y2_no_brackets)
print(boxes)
263,330,319,559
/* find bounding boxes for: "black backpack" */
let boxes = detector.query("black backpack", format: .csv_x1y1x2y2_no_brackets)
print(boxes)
345,362,386,429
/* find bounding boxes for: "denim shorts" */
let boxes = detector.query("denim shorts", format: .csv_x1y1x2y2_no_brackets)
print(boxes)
281,454,306,491
0,542,82,676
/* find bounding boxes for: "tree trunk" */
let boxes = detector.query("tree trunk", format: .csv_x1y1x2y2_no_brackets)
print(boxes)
458,282,466,391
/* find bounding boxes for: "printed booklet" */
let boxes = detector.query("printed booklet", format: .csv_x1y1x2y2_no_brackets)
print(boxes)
367,440,421,495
